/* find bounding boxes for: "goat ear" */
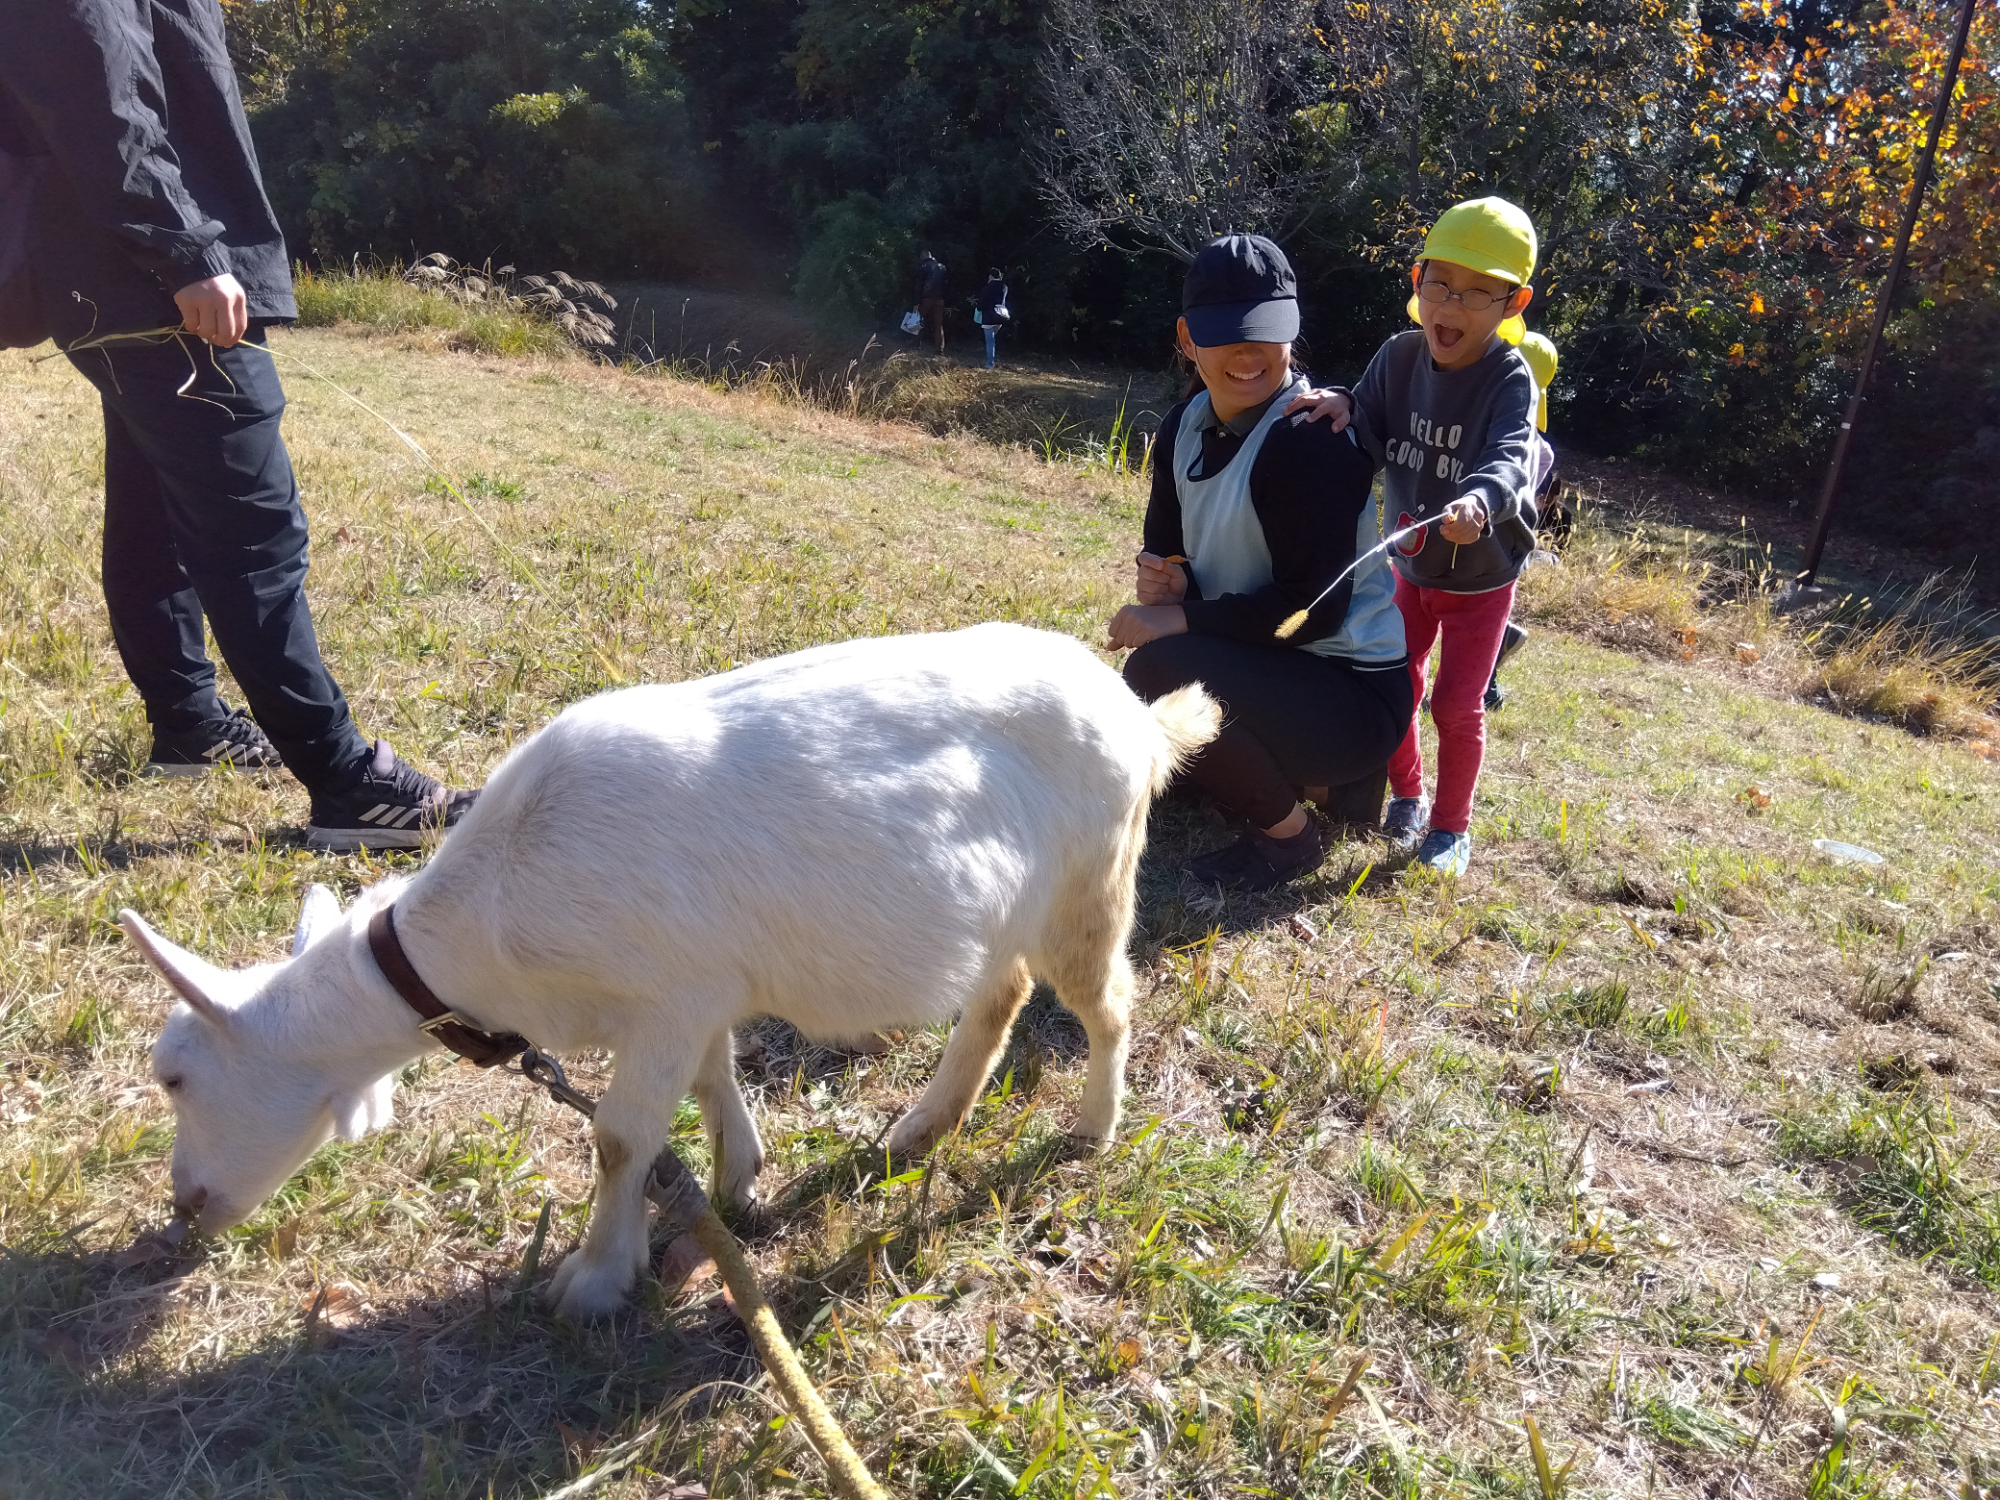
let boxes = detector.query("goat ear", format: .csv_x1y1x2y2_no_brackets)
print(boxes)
292,883,344,957
329,1074,396,1142
119,909,232,1028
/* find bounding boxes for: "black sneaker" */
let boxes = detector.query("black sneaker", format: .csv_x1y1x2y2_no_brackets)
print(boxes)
305,740,478,852
1185,818,1325,892
143,707,283,778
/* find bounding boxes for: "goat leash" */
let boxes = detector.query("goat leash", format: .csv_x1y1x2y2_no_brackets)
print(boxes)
366,904,889,1500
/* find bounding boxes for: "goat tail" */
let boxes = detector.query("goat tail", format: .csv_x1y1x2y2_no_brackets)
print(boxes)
1146,683,1222,795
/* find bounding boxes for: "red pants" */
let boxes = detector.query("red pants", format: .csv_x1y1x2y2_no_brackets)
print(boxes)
1388,576,1516,834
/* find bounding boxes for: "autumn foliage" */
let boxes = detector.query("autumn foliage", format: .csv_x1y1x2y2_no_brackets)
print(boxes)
221,0,1995,548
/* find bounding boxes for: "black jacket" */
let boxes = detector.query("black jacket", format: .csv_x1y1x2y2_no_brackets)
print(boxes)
0,0,294,348
916,257,946,301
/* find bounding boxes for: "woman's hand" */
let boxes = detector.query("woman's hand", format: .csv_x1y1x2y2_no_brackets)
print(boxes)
1282,386,1352,432
1134,551,1188,606
1106,604,1187,651
1440,496,1488,545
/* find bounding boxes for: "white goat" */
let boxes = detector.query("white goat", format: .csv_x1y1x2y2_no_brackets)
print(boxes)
124,623,1218,1318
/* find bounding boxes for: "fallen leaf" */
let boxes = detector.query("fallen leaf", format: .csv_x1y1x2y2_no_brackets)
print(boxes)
300,1280,368,1330
1287,914,1317,944
1736,785,1772,810
1734,641,1760,663
658,1233,717,1293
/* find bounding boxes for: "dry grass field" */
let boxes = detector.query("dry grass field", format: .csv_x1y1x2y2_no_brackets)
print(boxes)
3,324,1999,1500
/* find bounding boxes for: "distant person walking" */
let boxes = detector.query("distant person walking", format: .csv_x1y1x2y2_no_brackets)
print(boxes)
0,0,477,851
974,267,1009,369
915,250,947,354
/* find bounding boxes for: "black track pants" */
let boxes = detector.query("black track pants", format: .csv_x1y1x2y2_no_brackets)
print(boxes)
68,330,371,789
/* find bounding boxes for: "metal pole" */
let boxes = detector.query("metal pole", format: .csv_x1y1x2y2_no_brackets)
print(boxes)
1796,0,1981,587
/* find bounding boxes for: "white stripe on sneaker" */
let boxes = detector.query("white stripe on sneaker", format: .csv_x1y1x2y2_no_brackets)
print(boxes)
360,804,391,824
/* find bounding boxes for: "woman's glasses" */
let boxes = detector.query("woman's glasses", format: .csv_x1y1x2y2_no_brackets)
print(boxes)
1416,280,1517,312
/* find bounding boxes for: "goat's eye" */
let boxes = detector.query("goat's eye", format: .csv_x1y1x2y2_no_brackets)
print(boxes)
161,1077,183,1093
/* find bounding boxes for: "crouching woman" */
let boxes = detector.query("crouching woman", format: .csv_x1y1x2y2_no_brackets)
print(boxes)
1108,234,1410,891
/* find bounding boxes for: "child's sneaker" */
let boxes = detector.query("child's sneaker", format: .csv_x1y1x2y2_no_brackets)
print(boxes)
143,707,283,777
305,740,478,852
1413,828,1471,876
1383,795,1430,846
1186,818,1325,892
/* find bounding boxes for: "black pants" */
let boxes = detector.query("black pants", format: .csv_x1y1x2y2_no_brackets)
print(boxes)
1125,634,1413,829
68,330,369,789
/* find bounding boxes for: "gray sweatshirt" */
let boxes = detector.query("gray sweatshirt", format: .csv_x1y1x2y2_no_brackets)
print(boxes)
1349,330,1540,594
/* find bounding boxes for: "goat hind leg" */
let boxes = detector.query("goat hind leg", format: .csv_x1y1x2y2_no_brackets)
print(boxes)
1044,932,1134,1147
692,1027,764,1209
886,958,1032,1158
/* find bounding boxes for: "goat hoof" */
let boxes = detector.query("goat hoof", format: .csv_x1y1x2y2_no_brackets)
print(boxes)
884,1110,949,1160
546,1253,632,1321
713,1135,765,1210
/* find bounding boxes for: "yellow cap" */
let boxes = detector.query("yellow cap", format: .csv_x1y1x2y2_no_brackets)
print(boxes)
1518,331,1558,431
1412,197,1538,345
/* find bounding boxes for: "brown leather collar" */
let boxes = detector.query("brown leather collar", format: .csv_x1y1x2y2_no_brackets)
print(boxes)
366,904,528,1069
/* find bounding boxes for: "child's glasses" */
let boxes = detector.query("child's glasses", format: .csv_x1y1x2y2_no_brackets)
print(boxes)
1416,280,1515,312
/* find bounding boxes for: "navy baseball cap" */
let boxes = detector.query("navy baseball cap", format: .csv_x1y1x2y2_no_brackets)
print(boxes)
1182,234,1300,347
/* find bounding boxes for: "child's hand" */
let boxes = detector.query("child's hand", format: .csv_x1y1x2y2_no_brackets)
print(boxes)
1283,387,1351,431
1440,497,1488,545
1105,604,1187,651
1134,551,1188,606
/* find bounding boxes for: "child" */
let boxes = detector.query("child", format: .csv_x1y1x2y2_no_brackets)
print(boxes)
1108,234,1410,891
1288,197,1542,875
1484,329,1560,711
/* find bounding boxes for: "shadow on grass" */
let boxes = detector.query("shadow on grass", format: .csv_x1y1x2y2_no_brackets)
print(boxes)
1136,796,1409,950
0,1223,750,1499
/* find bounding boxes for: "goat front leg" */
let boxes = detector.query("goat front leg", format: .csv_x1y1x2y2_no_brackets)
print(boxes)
691,1027,764,1209
548,1047,692,1319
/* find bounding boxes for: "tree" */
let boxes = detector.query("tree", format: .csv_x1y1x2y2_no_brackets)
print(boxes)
1035,0,1326,261
233,0,725,280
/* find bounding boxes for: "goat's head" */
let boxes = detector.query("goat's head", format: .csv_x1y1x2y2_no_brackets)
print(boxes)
121,885,397,1233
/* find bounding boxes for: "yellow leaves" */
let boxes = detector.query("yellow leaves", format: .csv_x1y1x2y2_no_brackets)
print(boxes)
1748,292,1765,314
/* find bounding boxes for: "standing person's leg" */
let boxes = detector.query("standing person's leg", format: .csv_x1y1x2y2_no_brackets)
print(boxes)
99,402,223,730
982,324,997,368
1385,575,1439,810
1423,582,1515,836
70,332,475,848
101,402,284,774
921,297,945,354
71,333,369,788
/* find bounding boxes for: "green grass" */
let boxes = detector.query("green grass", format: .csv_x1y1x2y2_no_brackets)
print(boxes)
292,266,574,358
3,325,1999,1498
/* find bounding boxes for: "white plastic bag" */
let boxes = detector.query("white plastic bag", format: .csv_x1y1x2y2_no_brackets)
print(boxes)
900,308,923,336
